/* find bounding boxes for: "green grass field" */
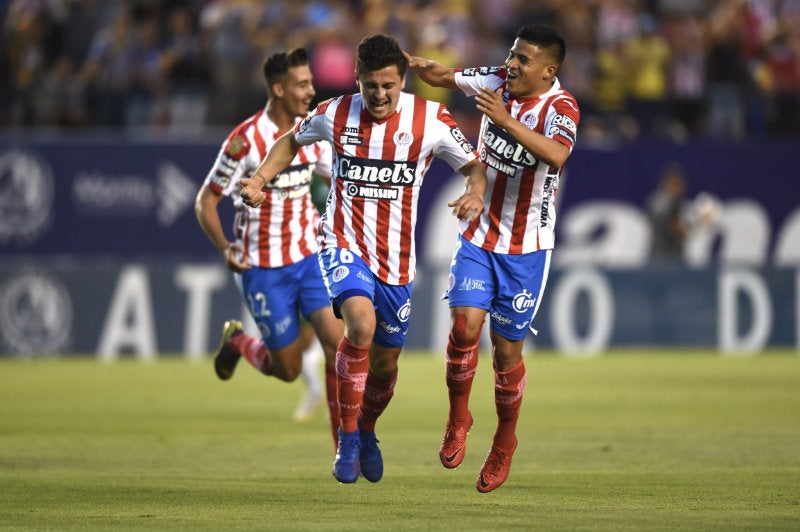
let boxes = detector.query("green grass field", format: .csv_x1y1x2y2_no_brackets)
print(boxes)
1,351,799,531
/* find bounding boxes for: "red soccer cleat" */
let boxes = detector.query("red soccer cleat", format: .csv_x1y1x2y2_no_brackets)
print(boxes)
439,413,473,469
476,439,517,493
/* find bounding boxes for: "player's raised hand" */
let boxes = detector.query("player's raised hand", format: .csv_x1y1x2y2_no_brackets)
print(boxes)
475,87,510,127
240,175,266,207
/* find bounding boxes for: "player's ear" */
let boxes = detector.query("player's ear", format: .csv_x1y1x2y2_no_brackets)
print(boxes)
544,63,557,80
272,82,284,98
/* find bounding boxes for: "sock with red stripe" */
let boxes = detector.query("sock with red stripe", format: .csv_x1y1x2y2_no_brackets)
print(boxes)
335,338,370,433
230,333,272,375
492,359,527,451
359,368,397,432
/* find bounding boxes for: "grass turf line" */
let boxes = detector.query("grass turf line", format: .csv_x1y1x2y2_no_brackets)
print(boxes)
0,350,798,531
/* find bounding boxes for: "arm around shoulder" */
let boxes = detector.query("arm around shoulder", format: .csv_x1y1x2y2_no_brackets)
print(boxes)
404,51,458,90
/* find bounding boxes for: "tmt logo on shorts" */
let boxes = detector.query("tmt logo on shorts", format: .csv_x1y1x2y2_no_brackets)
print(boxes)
512,289,536,313
397,299,411,323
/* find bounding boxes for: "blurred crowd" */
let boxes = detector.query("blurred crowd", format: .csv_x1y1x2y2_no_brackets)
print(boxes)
2,0,800,142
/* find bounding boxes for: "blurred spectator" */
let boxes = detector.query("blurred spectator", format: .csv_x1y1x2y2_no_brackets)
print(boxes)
623,14,671,139
646,162,690,263
1,0,799,141
78,8,136,127
704,2,748,141
161,5,210,134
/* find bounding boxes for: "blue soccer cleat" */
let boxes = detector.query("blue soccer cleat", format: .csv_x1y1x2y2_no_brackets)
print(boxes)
358,423,383,482
332,429,360,483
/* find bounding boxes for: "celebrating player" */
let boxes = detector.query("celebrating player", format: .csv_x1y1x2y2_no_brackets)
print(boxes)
406,24,581,492
195,48,343,448
240,34,487,484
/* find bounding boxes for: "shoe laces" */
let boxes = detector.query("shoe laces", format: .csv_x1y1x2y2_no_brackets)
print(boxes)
338,432,360,458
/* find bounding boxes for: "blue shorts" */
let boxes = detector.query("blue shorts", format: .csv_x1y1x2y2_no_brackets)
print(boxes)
318,247,412,348
445,235,552,341
238,254,331,350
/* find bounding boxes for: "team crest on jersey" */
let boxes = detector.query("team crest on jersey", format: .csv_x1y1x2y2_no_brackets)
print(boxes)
227,135,247,156
393,130,413,147
520,111,538,128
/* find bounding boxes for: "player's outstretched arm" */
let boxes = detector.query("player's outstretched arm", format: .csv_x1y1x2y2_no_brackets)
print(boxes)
403,51,458,90
240,131,303,207
449,159,487,221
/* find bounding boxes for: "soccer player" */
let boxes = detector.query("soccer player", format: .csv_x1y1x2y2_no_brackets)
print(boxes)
195,48,344,448
240,34,487,484
405,24,581,492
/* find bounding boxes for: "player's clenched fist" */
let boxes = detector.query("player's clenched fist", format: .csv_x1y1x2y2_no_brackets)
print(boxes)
239,175,266,207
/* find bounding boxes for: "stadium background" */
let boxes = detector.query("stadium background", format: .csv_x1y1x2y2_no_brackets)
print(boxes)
1,0,799,358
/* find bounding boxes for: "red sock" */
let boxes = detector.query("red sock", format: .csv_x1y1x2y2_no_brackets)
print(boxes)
230,333,272,375
492,359,527,450
445,334,479,424
325,363,340,451
360,368,397,432
335,338,370,433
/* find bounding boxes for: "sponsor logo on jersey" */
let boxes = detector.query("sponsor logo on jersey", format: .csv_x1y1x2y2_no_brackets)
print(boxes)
340,135,363,145
344,183,399,200
297,114,312,134
481,122,537,170
460,66,501,77
393,130,414,147
539,171,557,227
0,272,72,355
550,113,577,144
268,163,314,189
337,155,417,185
450,126,474,154
512,289,536,313
0,149,53,244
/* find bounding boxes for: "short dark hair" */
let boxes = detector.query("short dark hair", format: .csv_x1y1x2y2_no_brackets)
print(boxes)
516,25,566,65
356,34,407,78
263,48,309,87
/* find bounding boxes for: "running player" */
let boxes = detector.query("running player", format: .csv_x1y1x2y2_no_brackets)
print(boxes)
405,24,581,492
240,34,487,484
195,48,343,448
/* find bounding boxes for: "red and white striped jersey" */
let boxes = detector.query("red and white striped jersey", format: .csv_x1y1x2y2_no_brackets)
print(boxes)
454,67,580,254
294,92,478,285
204,108,332,268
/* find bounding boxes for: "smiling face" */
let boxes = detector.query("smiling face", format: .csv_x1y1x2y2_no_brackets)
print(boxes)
357,64,405,121
504,38,559,98
277,64,316,118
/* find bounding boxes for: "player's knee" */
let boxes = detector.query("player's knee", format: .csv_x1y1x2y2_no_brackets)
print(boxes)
450,312,482,347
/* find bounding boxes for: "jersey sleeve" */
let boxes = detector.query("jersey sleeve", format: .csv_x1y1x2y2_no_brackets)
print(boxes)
314,139,333,181
204,125,252,196
432,103,478,170
453,66,507,96
294,98,334,145
543,95,580,152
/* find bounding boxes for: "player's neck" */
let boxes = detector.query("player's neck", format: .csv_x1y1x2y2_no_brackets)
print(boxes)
266,101,294,134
